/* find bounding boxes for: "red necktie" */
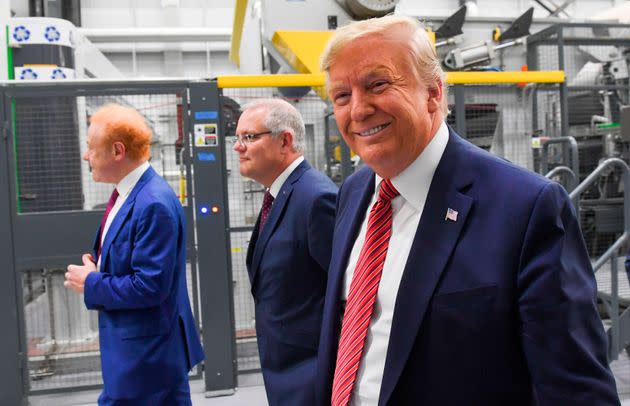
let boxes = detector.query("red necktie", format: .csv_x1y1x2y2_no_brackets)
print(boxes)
331,179,399,406
97,188,119,260
259,191,274,231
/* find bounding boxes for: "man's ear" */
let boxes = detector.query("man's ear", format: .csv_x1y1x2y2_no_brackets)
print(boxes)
427,80,443,113
112,141,126,161
281,131,294,151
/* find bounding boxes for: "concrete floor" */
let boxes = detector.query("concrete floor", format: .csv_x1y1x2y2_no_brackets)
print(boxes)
29,373,268,406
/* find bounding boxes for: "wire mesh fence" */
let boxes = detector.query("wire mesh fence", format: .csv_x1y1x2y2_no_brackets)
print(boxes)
10,90,199,393
221,86,331,372
529,23,630,397
9,72,630,397
12,93,188,214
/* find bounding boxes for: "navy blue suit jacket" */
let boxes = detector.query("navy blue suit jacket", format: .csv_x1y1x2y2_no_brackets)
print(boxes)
317,129,619,405
246,160,337,406
84,166,204,400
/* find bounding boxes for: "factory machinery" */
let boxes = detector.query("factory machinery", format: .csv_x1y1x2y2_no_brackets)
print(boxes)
230,0,630,368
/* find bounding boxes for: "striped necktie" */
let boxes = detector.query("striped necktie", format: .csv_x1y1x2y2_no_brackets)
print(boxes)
259,190,274,231
331,178,399,406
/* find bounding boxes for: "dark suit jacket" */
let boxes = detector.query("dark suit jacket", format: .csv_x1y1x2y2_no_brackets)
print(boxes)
247,160,337,406
84,166,204,399
317,128,619,405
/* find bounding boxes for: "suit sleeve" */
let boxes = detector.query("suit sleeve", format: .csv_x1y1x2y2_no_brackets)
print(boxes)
84,201,178,311
308,188,337,272
518,182,619,405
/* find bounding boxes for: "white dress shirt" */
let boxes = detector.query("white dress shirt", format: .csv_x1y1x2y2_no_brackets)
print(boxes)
97,161,150,271
269,155,304,198
342,122,449,405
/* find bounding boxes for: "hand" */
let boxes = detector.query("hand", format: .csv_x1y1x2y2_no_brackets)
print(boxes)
65,253,97,294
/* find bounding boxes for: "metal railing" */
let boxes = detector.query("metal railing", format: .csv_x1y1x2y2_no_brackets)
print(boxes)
541,136,579,181
569,158,630,360
545,165,578,193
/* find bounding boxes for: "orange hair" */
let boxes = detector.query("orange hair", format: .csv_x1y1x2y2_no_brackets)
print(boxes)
90,103,152,161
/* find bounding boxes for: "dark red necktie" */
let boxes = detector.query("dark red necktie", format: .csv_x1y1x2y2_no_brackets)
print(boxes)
97,188,119,260
259,191,274,232
331,178,399,406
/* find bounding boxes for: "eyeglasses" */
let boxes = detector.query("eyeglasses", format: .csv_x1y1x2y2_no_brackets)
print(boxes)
231,131,272,146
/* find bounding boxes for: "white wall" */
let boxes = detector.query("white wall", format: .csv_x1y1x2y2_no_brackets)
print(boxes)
8,0,630,78
80,0,239,78
397,0,620,19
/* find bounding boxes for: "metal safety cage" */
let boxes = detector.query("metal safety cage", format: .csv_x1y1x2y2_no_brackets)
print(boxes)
528,24,630,396
0,79,237,399
217,71,565,374
219,82,330,373
448,82,564,173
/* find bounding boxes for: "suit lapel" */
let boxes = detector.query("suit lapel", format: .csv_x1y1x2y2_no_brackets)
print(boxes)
319,167,375,399
249,160,310,294
327,169,375,316
100,167,156,268
378,131,474,406
245,213,262,285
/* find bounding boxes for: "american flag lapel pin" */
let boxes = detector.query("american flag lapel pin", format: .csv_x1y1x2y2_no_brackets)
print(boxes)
445,207,458,222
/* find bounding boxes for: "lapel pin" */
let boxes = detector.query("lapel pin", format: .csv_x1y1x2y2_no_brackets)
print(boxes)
445,207,458,222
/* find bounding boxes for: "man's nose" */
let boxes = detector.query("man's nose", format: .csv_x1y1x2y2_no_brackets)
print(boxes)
350,94,375,122
233,140,245,152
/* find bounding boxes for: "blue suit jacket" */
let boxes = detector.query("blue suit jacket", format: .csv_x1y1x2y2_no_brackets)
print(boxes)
84,166,204,399
246,160,337,406
317,129,619,405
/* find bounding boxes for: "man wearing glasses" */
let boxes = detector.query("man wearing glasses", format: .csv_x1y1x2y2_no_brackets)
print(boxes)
233,98,337,405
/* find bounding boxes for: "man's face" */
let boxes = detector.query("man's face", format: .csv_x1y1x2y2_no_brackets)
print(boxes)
233,108,285,187
83,124,117,183
327,30,442,179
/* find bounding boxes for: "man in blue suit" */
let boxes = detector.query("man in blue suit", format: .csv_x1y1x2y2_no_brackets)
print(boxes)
65,104,204,405
233,99,337,405
316,16,619,405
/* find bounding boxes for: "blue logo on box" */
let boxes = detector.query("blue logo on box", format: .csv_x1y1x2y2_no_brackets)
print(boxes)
45,26,61,42
51,68,67,79
20,69,38,80
13,26,30,42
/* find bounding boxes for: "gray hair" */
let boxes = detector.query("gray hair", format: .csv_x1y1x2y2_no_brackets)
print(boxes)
242,98,306,153
320,15,448,115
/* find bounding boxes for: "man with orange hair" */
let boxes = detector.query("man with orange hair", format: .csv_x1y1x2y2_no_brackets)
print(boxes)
65,103,204,405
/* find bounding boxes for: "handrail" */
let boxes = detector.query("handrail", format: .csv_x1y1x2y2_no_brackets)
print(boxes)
545,165,578,193
569,158,630,271
541,136,579,182
569,158,630,361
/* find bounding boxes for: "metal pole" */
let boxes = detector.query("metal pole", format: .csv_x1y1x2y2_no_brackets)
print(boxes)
454,85,467,138
611,255,620,361
0,88,27,404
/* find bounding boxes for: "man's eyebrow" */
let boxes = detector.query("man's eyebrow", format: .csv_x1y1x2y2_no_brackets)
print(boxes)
361,67,394,82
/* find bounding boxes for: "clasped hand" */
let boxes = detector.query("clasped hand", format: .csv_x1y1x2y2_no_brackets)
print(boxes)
65,253,97,294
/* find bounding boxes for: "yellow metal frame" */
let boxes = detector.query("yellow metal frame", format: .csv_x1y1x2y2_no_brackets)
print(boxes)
448,71,565,84
217,71,565,89
271,31,334,75
229,0,248,67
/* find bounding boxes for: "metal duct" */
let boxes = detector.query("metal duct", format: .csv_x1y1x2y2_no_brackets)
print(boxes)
344,0,399,19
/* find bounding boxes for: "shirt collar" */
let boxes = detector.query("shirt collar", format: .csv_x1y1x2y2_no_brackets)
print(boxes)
116,161,150,198
269,156,305,198
375,121,449,211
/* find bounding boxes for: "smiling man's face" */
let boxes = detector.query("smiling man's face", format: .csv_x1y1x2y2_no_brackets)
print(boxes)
327,28,442,179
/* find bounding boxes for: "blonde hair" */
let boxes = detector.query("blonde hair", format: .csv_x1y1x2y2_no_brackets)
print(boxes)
320,15,448,114
90,103,152,161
